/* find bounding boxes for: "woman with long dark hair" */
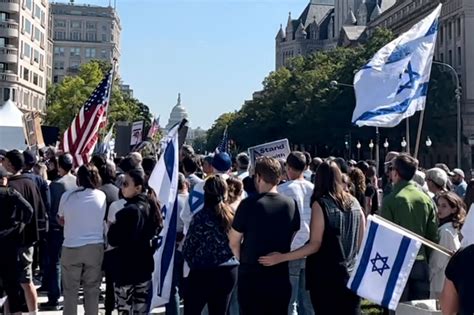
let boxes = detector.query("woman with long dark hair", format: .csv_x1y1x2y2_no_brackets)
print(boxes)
107,167,163,314
429,191,464,298
182,175,238,315
349,168,367,214
58,163,106,315
259,161,366,314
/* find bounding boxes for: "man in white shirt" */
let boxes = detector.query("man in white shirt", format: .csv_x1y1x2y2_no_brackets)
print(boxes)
235,152,250,180
277,151,315,315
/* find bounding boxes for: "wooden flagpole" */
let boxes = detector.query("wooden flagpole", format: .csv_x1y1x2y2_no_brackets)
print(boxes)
373,215,453,257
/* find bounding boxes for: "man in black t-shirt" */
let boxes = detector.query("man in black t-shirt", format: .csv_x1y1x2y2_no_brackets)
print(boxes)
229,156,300,315
440,245,474,315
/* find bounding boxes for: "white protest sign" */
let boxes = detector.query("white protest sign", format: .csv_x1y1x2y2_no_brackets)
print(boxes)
130,121,144,146
248,139,291,168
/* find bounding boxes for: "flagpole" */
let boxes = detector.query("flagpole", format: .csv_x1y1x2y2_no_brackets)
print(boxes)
374,215,453,257
105,58,118,123
375,127,380,176
414,109,425,160
405,118,411,155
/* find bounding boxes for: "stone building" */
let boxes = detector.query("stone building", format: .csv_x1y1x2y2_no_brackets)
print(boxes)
368,0,473,167
275,0,396,69
50,2,121,83
0,0,50,113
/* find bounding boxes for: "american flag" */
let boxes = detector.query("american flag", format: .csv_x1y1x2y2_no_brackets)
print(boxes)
61,69,113,166
147,116,160,139
215,125,229,154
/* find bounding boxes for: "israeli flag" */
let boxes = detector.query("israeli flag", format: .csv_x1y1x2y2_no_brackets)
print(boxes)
149,123,180,307
347,215,421,310
352,4,441,127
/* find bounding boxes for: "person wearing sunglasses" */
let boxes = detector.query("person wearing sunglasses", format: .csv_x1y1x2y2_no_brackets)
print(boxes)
107,167,163,314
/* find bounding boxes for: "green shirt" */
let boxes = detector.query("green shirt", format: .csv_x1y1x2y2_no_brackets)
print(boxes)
381,180,439,261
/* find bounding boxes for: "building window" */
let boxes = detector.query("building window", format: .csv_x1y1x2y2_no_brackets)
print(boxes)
440,53,444,62
101,34,106,42
457,18,461,37
86,32,97,41
39,76,43,88
111,34,114,42
24,42,31,58
70,32,81,41
54,61,64,70
458,47,462,65
54,47,65,56
34,27,41,41
440,26,444,44
0,38,6,47
448,22,452,40
85,48,96,58
33,73,38,85
449,49,453,64
25,0,32,10
101,49,107,58
0,63,6,72
34,4,41,19
24,18,31,34
23,68,29,81
71,21,82,28
33,50,39,63
86,22,96,29
54,31,66,40
70,47,80,57
53,75,58,83
0,12,9,22
54,19,66,27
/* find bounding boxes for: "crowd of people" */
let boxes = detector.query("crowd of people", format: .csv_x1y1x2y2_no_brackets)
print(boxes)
0,144,473,315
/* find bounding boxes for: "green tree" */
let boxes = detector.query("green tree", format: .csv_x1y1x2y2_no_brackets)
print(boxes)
45,60,152,134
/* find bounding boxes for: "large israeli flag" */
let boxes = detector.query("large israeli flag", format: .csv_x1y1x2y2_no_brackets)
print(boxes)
352,4,442,127
347,216,421,310
149,123,180,307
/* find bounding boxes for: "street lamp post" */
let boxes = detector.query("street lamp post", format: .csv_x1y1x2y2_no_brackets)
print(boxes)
357,141,361,160
433,61,462,167
369,140,374,160
401,137,407,152
383,138,389,156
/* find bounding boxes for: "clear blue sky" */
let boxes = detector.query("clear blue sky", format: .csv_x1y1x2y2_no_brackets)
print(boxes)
71,0,309,129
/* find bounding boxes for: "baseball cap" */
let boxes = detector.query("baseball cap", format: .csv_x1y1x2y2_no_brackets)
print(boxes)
452,168,465,178
212,152,232,173
426,168,448,188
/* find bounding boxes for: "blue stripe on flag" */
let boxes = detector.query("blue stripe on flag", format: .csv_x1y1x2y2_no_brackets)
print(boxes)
353,82,429,124
158,200,178,295
164,141,175,179
381,236,411,308
350,221,379,292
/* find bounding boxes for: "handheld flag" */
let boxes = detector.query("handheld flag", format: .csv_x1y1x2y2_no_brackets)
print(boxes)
352,4,441,127
147,116,160,139
149,122,180,307
61,69,114,166
215,126,229,154
347,215,421,310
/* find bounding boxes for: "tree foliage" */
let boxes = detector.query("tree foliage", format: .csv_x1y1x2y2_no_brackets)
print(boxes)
45,60,152,134
206,28,457,158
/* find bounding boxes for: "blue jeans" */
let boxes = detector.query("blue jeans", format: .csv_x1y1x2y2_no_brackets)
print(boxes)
288,259,314,315
44,229,63,303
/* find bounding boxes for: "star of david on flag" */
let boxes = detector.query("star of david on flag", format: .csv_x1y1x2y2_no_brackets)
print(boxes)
351,4,442,128
347,215,421,310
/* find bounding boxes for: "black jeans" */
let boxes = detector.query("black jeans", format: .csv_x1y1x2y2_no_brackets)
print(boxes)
184,266,237,315
309,285,360,315
43,229,63,303
0,246,23,313
238,268,291,315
